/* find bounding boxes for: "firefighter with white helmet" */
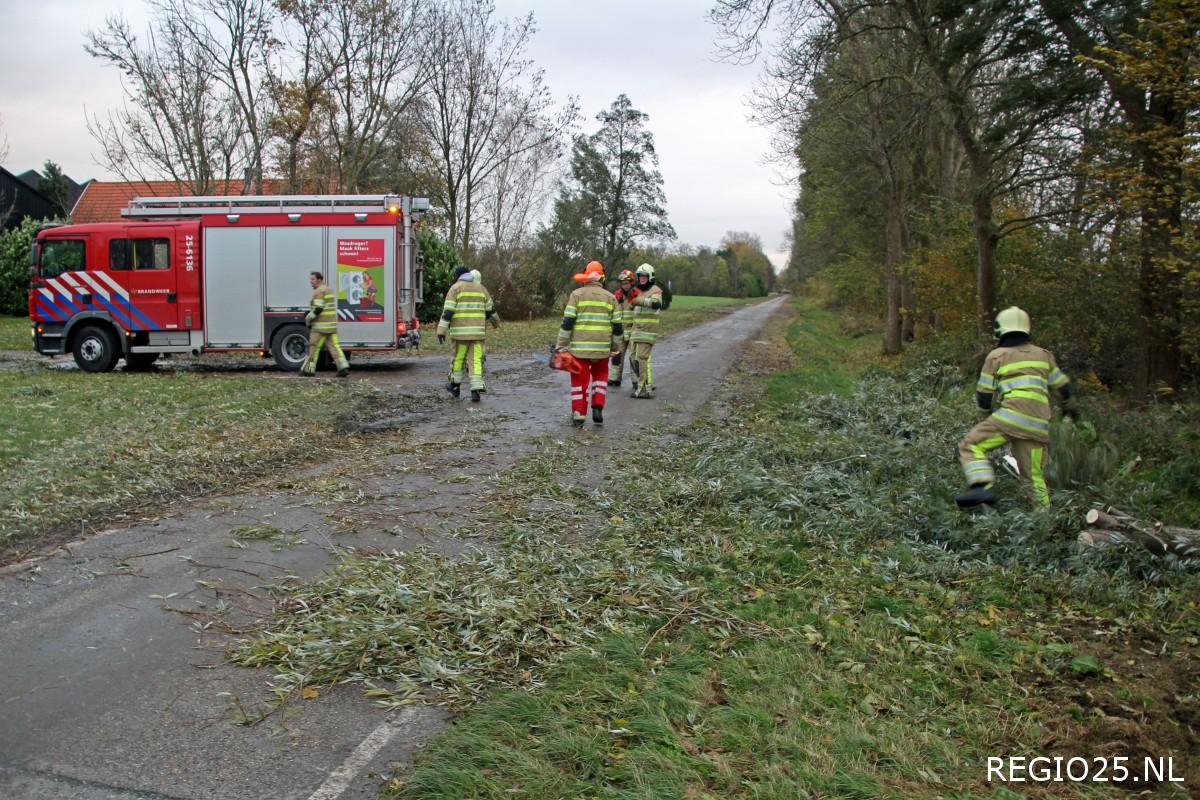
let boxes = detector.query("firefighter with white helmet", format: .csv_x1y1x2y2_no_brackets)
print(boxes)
437,266,499,402
608,268,636,387
956,306,1072,508
627,263,664,398
301,271,349,378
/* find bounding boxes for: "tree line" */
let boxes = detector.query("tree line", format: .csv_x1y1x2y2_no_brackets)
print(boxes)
55,2,778,320
712,0,1199,396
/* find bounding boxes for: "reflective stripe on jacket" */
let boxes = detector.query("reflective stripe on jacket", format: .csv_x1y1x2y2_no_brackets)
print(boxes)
437,280,494,341
629,285,663,343
557,284,621,359
977,342,1069,443
309,283,338,333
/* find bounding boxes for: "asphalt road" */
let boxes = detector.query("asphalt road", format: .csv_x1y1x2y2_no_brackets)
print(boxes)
0,296,787,800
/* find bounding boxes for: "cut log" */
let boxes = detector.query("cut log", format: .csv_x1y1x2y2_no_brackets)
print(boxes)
1077,529,1133,547
1078,507,1200,558
1084,509,1131,530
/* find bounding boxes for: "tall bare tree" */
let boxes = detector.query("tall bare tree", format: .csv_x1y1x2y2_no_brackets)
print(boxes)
86,12,247,192
271,0,338,191
156,0,277,192
420,0,578,256
314,0,428,192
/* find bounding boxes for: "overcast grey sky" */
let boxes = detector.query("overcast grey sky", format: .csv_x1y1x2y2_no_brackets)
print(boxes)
0,0,792,268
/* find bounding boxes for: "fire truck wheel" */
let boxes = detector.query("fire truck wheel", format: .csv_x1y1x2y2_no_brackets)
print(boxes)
124,353,159,370
72,325,120,373
272,324,309,372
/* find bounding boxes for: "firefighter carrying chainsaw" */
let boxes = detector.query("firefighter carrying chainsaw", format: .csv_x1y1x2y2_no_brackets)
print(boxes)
627,263,665,398
608,269,636,387
556,260,623,427
956,306,1072,509
302,271,349,377
437,266,499,402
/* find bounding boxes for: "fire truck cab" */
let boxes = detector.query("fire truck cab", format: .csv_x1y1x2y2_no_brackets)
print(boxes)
28,194,427,372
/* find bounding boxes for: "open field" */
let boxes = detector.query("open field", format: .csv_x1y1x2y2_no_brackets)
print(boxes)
0,315,29,351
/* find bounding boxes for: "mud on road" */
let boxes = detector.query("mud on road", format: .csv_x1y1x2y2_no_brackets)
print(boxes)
0,296,787,800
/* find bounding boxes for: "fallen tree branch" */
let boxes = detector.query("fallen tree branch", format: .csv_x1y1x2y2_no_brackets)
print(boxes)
1077,507,1200,559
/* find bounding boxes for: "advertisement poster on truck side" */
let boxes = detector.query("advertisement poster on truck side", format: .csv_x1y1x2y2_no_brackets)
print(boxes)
336,238,386,322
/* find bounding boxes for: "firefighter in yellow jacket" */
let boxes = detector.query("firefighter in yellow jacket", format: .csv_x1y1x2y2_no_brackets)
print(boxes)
437,266,499,402
956,306,1072,508
628,263,664,399
557,261,622,426
607,269,635,387
302,271,349,377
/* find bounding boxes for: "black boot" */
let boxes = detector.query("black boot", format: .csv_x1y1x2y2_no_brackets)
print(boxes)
336,367,349,378
592,405,603,424
470,390,481,403
955,485,997,508
445,381,460,398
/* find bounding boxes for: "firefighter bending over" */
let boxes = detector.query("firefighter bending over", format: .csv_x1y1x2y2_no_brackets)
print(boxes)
437,266,499,403
557,261,622,427
302,271,349,377
608,269,635,388
628,263,664,399
956,306,1072,508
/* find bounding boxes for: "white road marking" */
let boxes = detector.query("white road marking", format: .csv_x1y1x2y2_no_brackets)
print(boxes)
305,708,421,800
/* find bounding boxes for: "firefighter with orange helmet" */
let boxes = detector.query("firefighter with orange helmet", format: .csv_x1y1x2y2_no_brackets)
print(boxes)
556,261,623,427
302,271,349,377
956,306,1072,508
607,269,636,387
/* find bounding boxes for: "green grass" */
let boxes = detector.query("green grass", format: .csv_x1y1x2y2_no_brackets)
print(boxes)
765,302,877,400
353,295,1195,799
0,367,382,551
421,295,763,356
222,295,1196,797
0,315,31,351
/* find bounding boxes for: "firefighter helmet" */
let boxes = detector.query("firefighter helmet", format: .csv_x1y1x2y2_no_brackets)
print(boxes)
994,306,1031,337
635,263,655,280
574,260,605,283
617,269,634,282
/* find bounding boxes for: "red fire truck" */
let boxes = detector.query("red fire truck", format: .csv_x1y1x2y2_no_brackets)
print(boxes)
28,194,428,372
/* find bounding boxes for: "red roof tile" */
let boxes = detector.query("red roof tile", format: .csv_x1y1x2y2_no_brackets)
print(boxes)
71,179,286,223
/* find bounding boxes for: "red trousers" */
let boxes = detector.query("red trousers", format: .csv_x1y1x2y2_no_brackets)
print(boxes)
570,357,610,415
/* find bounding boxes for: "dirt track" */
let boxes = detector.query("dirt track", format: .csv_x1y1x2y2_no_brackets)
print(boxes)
0,296,786,800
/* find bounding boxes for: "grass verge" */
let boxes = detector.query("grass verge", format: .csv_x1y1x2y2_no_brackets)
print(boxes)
0,315,31,351
0,367,392,555
230,296,1197,798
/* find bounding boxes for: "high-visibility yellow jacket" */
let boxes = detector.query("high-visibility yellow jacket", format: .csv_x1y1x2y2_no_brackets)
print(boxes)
437,279,496,341
976,342,1070,443
556,284,622,359
629,284,664,344
307,283,338,333
613,289,635,344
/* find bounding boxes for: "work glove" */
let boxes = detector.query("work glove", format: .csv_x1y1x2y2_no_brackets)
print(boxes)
1062,405,1079,422
611,353,621,366
437,334,446,344
305,312,315,326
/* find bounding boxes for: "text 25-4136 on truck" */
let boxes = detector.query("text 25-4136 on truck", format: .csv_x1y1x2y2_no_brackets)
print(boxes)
28,194,429,372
